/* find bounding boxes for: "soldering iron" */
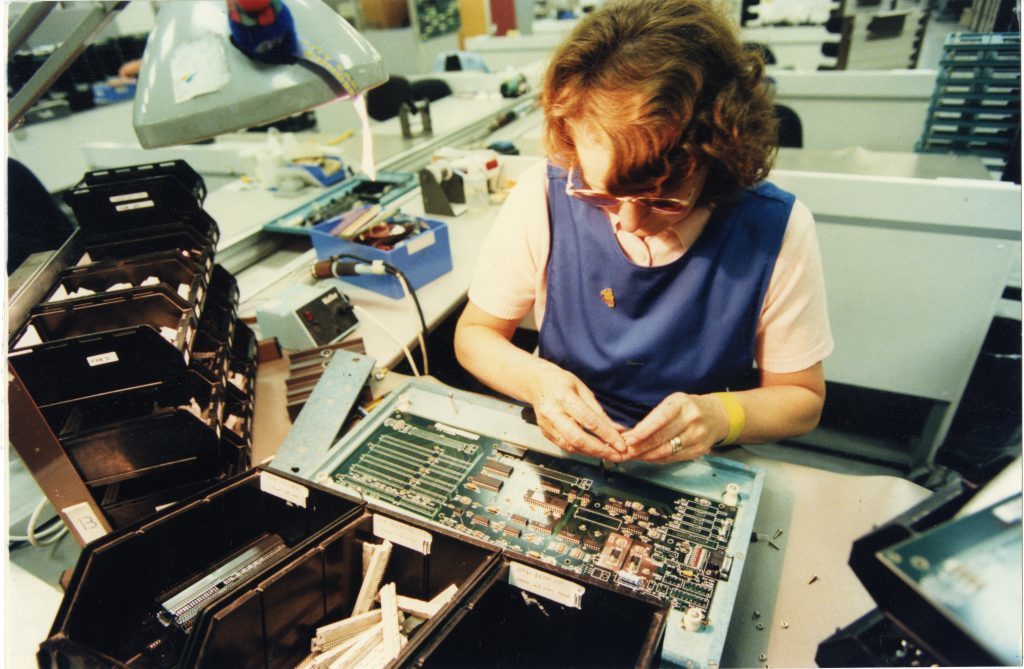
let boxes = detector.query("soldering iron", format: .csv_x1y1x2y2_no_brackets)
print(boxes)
311,257,388,279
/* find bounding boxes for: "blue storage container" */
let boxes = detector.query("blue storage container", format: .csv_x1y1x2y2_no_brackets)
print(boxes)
309,216,452,299
92,81,137,105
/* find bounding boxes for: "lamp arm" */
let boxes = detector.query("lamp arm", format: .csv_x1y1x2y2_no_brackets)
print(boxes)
7,1,123,132
7,2,57,57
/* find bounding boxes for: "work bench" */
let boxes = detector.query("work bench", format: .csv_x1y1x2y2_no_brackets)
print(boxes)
8,124,935,668
6,63,1018,667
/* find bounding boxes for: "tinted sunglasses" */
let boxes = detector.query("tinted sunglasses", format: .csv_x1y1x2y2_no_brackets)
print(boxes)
565,163,701,215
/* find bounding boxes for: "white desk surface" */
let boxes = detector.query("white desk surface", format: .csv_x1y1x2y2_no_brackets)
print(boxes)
718,446,931,668
5,444,930,668
775,146,993,181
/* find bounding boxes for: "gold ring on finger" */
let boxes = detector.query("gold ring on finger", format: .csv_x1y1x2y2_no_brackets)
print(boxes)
669,435,683,454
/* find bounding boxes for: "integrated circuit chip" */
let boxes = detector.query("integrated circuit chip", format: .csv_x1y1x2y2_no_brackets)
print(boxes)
539,477,561,494
532,519,555,535
482,459,514,479
524,489,569,517
495,442,527,459
469,473,503,493
558,530,581,545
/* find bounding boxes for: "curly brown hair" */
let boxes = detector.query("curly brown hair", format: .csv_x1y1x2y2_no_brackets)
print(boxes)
542,0,778,208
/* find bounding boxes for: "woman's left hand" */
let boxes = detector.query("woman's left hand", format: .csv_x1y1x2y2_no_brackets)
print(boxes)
621,393,729,463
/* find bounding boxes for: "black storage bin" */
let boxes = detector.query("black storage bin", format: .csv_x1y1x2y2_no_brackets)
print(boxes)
14,284,199,357
229,506,500,669
226,321,258,397
82,224,215,267
64,160,209,231
65,160,219,266
71,160,207,201
39,473,501,669
403,556,668,669
39,470,364,669
56,368,224,487
98,465,230,531
938,316,1022,483
45,251,210,318
7,326,190,411
207,264,239,310
196,289,237,350
221,385,254,469
191,327,232,382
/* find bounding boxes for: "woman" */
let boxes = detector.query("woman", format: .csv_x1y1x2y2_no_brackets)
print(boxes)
454,0,833,464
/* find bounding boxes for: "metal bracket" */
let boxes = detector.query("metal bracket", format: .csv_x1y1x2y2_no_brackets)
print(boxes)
269,350,376,478
8,362,113,546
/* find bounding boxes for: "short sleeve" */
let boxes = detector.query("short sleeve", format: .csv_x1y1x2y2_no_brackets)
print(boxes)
467,159,551,322
755,198,835,373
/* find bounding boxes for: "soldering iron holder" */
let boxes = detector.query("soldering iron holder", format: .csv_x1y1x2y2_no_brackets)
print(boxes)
399,98,433,139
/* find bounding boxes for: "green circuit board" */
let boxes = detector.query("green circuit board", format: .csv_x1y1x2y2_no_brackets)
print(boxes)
331,411,738,614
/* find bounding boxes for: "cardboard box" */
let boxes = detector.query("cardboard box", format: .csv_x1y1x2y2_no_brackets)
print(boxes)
310,216,452,299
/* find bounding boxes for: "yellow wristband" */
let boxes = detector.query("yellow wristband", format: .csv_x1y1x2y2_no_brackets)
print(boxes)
712,392,745,445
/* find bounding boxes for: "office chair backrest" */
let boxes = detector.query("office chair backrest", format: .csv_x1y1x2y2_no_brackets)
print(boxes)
743,42,777,65
775,104,803,148
410,79,452,104
365,76,413,121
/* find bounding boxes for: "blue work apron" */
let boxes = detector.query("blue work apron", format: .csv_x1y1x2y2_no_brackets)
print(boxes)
538,163,793,426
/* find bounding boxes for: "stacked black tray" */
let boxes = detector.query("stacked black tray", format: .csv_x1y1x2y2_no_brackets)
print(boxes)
9,160,257,531
917,32,1021,177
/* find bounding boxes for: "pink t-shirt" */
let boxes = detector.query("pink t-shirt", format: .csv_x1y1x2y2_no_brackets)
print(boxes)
468,160,834,374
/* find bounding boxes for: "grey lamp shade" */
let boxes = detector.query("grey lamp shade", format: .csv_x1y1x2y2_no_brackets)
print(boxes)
132,0,387,148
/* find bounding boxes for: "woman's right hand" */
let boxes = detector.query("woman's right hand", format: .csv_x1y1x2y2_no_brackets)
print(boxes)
454,303,627,460
527,362,628,461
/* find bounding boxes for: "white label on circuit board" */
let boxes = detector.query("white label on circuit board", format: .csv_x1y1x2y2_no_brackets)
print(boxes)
509,562,585,609
373,514,432,555
406,230,435,255
86,352,119,367
109,191,149,203
63,501,108,544
433,422,479,440
115,200,155,212
260,471,309,508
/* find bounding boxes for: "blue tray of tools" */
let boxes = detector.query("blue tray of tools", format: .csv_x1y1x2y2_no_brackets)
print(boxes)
261,170,418,236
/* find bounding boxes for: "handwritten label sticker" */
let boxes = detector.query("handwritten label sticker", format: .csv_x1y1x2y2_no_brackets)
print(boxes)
373,514,432,555
86,352,119,367
509,562,585,609
260,471,309,508
406,230,435,255
115,200,155,212
433,422,479,441
109,191,149,203
63,502,108,544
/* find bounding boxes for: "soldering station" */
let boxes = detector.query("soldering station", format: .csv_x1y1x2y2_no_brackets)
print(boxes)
5,1,1022,668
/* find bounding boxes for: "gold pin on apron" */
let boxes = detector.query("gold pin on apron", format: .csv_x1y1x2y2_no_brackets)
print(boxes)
600,288,616,308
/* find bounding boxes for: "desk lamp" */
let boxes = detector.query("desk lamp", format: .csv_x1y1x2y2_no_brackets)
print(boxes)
132,0,387,148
